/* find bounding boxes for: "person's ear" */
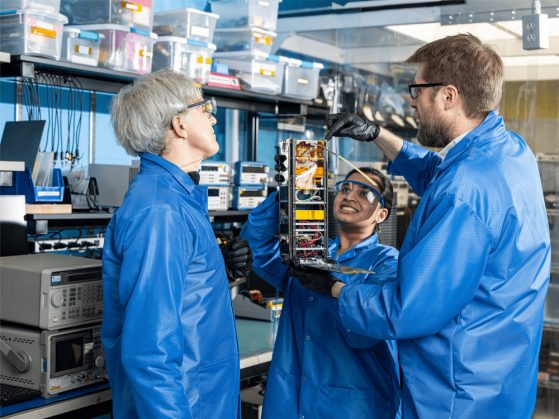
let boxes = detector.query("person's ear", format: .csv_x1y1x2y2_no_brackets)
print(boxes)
444,84,459,110
171,114,189,139
374,207,389,224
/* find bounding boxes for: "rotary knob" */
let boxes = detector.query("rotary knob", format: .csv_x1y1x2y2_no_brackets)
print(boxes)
51,293,64,307
94,356,105,369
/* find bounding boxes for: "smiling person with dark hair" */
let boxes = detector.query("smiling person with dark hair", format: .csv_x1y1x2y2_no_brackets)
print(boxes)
240,167,401,419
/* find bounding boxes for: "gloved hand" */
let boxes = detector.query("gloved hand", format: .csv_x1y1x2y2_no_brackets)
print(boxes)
325,113,380,142
221,237,253,280
289,266,340,297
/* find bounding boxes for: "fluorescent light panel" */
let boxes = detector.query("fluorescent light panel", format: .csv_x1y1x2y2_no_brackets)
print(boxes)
386,22,517,43
501,55,559,66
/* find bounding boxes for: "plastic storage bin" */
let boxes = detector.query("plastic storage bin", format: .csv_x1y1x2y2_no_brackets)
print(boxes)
210,0,280,31
0,9,67,60
62,27,104,66
215,52,283,94
0,0,60,14
0,168,64,203
280,57,324,100
79,24,157,74
213,27,275,55
153,37,216,84
60,0,153,32
153,8,219,43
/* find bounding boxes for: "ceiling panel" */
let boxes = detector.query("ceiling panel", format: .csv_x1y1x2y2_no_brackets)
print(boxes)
298,26,422,48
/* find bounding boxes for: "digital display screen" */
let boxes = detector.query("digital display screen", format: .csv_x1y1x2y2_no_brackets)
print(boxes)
201,165,218,172
55,335,84,375
208,189,220,197
241,190,265,198
243,166,266,174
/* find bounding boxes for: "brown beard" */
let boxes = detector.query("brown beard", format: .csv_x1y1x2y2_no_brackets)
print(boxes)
417,117,453,148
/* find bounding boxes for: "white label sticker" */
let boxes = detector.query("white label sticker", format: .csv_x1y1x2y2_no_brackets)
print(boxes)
35,20,54,31
297,78,309,85
258,1,270,6
78,45,92,56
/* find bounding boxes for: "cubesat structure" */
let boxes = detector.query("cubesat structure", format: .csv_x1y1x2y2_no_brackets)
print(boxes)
275,138,371,275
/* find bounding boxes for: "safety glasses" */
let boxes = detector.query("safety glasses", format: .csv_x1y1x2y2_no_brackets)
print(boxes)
408,83,448,100
335,180,385,207
176,97,217,117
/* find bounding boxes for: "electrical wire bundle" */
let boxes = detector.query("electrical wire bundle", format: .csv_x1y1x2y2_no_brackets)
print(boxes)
22,73,85,169
295,223,323,258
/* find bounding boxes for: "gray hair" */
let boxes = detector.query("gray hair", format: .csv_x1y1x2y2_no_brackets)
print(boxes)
111,69,202,156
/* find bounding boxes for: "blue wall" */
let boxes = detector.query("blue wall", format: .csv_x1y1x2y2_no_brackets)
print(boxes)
0,79,134,170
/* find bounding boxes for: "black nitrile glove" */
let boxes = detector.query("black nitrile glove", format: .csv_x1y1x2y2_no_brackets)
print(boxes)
222,237,253,280
325,113,380,142
289,266,339,297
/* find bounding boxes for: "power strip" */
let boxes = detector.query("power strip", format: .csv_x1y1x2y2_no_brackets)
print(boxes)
33,237,105,253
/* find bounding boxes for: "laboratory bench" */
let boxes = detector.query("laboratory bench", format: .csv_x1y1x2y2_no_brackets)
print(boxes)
0,319,274,418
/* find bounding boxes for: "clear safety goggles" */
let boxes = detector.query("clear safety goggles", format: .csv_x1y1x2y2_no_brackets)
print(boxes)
335,180,385,207
175,97,217,118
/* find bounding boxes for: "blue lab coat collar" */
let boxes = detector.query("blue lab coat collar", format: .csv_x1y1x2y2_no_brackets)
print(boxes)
330,233,380,263
139,153,196,194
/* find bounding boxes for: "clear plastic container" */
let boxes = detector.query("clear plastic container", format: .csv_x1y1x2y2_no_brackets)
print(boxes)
62,27,105,66
214,52,283,94
0,9,68,60
213,27,275,55
60,0,154,32
210,0,280,31
78,24,157,74
0,0,60,14
153,37,216,84
280,57,324,100
153,9,219,43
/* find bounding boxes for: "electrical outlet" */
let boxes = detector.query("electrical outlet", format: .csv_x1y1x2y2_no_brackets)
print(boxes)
522,13,549,50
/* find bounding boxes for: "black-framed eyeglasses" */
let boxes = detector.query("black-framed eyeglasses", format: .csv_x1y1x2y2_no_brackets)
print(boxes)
408,83,448,100
175,97,217,117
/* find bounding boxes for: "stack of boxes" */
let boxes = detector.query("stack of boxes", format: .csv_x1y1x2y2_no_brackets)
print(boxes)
210,0,324,99
60,0,158,73
0,0,68,61
211,0,283,94
151,7,219,85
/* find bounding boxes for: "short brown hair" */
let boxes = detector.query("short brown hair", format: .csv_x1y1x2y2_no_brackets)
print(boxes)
405,33,503,118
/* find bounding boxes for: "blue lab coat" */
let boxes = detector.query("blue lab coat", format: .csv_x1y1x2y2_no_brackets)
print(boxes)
241,193,401,419
102,153,240,419
336,111,551,418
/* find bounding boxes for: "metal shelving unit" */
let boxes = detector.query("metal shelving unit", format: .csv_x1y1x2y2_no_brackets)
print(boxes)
0,55,329,115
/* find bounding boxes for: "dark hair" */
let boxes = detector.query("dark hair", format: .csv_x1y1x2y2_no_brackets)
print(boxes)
405,33,503,119
344,167,393,218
